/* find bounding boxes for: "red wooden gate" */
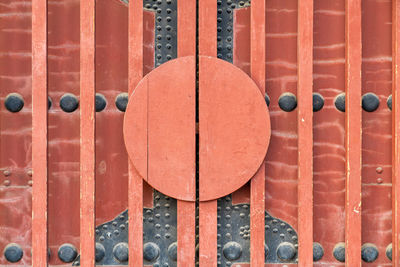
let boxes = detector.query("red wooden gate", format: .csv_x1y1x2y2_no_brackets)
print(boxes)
1,0,400,266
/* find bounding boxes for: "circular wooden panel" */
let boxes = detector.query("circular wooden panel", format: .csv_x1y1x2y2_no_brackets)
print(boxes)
124,56,270,202
199,56,271,201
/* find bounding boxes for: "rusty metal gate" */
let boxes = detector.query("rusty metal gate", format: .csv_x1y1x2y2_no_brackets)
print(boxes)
1,0,400,266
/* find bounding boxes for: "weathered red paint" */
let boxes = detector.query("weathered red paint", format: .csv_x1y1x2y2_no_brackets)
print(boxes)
1,0,399,266
80,0,96,265
128,0,144,265
31,0,48,265
345,0,362,265
250,0,266,265
297,0,314,265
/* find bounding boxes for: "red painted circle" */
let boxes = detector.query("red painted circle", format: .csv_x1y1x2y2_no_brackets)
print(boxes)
123,56,270,201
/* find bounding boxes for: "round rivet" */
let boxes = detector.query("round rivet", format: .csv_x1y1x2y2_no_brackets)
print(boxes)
278,93,297,112
60,93,79,113
264,244,269,260
48,96,52,110
386,243,392,261
313,93,324,112
143,242,160,262
276,242,296,261
3,170,10,176
95,93,107,112
313,242,324,262
265,94,270,107
223,242,242,261
115,93,129,112
388,95,392,110
335,93,345,112
168,242,177,261
362,93,380,112
58,243,78,263
376,167,383,173
3,180,10,186
361,243,378,262
5,93,24,113
333,242,345,262
95,243,105,262
4,243,23,263
113,242,129,262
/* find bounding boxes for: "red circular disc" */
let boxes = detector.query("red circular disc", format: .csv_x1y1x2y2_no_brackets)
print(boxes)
123,56,270,202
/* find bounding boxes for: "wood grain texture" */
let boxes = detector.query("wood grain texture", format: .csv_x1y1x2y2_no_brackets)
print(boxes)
297,0,314,265
345,0,362,265
32,0,48,264
80,0,96,265
128,0,143,265
250,0,266,265
177,0,197,265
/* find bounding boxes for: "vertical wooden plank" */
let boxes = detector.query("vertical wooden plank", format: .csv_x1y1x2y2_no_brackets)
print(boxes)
297,0,314,265
31,0,48,265
80,0,96,265
393,0,400,265
199,0,217,266
345,0,362,265
128,0,143,266
177,0,196,266
250,0,266,265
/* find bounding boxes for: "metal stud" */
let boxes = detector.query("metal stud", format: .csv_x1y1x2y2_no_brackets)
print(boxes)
361,243,378,263
168,242,177,261
276,242,296,261
4,93,24,113
278,93,297,112
362,92,380,112
313,242,324,262
388,94,392,110
313,93,324,112
60,93,79,113
386,243,392,261
58,243,78,263
115,93,129,112
95,93,107,112
222,241,242,261
143,242,160,262
3,243,23,263
334,93,345,112
112,242,129,262
333,242,345,262
95,242,106,262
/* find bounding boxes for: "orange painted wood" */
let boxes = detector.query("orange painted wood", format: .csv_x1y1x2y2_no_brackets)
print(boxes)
199,0,217,57
128,0,143,265
178,0,196,58
198,1,217,264
177,201,196,266
80,0,96,265
250,0,266,265
199,200,217,267
345,0,362,265
297,0,314,265
124,57,196,201
31,0,48,264
393,0,400,265
199,56,270,201
177,0,196,266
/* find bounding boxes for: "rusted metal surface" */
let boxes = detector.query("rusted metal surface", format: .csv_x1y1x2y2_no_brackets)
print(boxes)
0,0,399,266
